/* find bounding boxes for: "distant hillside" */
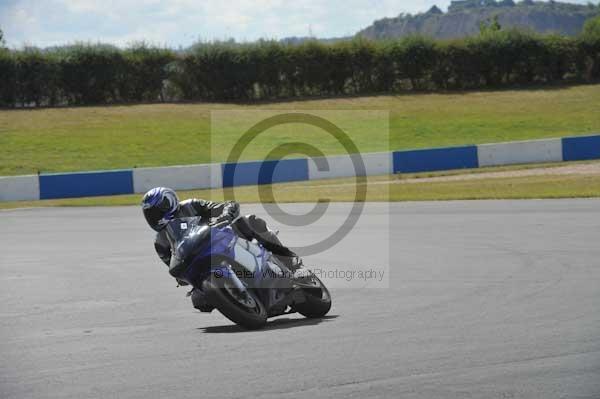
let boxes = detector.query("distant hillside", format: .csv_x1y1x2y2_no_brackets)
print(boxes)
358,0,600,40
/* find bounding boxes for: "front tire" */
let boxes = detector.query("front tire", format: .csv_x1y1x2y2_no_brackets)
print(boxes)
202,274,268,330
293,274,332,318
191,288,214,313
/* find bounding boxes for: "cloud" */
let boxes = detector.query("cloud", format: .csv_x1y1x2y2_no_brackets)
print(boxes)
0,0,594,48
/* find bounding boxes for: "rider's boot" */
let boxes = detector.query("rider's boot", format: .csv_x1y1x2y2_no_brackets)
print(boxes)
276,254,305,274
260,228,305,273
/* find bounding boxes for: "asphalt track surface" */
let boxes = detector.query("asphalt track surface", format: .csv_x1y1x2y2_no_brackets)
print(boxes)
1,200,599,399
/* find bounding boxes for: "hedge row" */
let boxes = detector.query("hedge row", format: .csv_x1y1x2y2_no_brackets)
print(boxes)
1,31,600,107
0,44,175,107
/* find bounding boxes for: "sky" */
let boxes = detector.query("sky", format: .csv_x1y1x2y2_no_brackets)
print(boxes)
0,0,595,48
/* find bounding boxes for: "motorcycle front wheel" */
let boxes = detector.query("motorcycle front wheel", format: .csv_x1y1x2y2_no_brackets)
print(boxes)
202,273,268,330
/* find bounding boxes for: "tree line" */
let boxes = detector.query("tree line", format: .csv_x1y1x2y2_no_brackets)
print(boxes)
1,27,599,107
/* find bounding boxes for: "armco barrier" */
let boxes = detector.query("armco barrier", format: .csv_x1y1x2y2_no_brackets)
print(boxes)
39,170,134,200
308,152,392,180
1,134,599,202
133,163,222,193
0,175,40,201
222,158,309,187
562,135,600,162
477,138,563,167
393,145,479,173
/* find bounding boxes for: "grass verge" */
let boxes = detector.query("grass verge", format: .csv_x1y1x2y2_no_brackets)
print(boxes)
1,84,599,176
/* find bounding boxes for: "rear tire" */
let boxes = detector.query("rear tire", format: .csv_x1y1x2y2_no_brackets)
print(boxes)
202,274,268,330
294,274,332,318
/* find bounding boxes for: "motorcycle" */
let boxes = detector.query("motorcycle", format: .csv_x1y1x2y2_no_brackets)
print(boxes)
165,216,332,329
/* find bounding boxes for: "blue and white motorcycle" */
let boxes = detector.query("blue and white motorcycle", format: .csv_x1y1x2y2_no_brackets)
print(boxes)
165,216,332,329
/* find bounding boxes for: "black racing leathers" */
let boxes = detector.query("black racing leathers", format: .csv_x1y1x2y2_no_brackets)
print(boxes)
154,199,240,267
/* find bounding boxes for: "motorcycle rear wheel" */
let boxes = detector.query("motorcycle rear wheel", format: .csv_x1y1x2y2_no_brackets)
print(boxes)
293,274,332,318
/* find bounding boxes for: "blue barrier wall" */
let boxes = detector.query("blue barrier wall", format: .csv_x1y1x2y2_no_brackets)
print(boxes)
222,158,309,187
39,170,134,199
393,145,479,173
4,134,600,202
562,135,600,162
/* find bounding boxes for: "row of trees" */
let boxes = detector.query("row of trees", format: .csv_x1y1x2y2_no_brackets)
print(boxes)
1,27,600,107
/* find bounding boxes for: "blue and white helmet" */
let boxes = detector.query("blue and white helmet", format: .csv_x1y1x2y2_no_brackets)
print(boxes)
141,187,179,231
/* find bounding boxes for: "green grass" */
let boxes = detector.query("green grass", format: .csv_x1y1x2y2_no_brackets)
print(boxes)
1,84,599,176
2,164,598,209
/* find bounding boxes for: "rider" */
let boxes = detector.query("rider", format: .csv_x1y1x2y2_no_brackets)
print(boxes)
141,187,300,311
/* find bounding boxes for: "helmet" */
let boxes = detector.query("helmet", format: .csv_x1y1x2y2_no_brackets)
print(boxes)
141,187,179,231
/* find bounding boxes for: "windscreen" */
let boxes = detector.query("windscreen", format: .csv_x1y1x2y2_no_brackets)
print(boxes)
165,217,210,262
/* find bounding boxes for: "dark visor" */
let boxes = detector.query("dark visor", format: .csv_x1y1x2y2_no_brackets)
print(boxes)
143,197,172,231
